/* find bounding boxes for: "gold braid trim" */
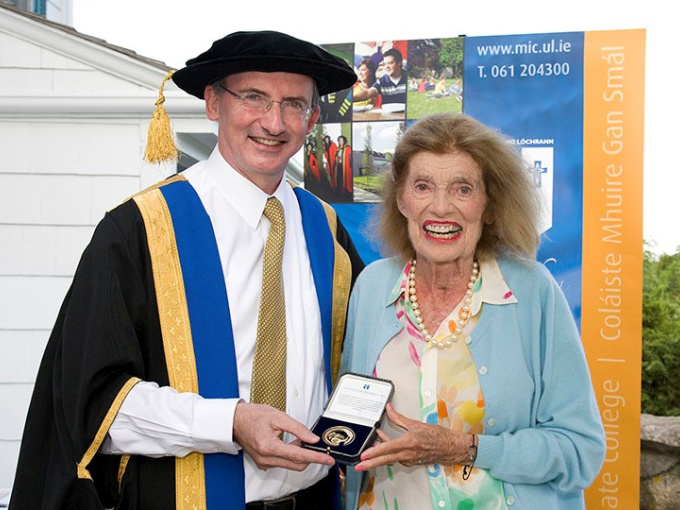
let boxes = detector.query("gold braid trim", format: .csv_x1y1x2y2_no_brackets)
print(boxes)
319,201,352,384
77,377,141,480
117,455,130,492
127,173,187,202
133,186,206,510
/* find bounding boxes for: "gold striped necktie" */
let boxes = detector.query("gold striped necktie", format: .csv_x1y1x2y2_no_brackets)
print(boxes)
250,197,287,411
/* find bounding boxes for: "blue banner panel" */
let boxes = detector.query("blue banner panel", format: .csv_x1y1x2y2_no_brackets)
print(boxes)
464,32,585,323
333,203,382,265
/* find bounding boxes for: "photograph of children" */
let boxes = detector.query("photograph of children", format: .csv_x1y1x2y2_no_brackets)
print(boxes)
406,37,464,119
318,43,355,124
351,120,406,203
305,123,354,203
352,40,408,121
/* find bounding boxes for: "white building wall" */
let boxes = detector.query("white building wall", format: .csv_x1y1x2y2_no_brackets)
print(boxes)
0,121,148,489
0,5,210,491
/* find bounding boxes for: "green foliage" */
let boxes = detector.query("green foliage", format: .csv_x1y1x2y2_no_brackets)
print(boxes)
438,38,464,77
361,124,375,177
406,85,463,119
407,37,464,80
407,39,444,80
353,174,383,194
641,245,680,416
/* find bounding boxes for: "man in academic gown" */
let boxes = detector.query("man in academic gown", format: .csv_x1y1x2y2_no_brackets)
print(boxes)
323,135,338,190
9,30,363,510
335,135,353,201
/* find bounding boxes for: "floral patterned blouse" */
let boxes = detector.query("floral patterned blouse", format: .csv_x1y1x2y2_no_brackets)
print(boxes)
358,258,517,510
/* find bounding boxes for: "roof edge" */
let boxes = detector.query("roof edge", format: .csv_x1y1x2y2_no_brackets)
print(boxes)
0,3,178,90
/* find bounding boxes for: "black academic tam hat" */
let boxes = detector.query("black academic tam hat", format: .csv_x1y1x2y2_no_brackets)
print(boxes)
172,30,357,99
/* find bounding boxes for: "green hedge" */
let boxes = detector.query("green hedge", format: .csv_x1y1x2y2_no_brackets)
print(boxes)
641,246,680,416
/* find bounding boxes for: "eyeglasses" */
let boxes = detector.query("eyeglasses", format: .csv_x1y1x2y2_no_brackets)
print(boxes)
217,83,313,121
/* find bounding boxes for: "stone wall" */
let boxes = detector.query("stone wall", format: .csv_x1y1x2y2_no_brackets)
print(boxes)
640,414,680,509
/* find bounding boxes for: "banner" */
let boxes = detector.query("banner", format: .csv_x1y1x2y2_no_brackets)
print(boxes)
581,30,645,509
312,29,645,508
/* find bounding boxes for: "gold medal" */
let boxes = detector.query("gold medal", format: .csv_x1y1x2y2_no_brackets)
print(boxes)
322,426,356,447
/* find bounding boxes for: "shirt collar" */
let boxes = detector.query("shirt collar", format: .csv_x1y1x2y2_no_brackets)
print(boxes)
475,256,518,307
205,146,294,230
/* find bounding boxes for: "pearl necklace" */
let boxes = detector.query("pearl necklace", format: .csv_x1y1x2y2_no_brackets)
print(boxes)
407,258,479,349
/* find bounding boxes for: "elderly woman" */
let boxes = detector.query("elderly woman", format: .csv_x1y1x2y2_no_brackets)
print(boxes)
341,113,605,509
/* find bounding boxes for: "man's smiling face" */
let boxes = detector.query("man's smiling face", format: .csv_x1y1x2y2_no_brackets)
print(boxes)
205,71,319,194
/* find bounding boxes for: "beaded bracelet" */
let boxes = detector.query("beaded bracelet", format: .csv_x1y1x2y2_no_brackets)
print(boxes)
462,434,478,481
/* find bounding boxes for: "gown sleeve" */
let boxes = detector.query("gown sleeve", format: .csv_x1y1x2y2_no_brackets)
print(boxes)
10,199,171,509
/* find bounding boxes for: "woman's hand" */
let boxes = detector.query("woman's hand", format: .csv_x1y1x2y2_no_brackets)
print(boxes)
354,403,472,471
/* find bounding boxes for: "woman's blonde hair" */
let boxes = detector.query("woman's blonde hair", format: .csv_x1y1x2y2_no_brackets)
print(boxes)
379,113,541,262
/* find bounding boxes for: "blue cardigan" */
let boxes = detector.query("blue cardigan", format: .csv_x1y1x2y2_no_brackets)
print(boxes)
341,257,606,509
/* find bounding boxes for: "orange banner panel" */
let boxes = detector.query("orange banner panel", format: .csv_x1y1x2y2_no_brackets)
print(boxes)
582,29,645,510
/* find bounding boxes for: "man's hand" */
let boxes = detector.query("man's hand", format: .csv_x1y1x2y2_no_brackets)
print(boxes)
233,402,335,471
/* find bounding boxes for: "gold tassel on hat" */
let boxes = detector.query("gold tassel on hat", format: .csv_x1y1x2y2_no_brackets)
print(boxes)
144,70,179,164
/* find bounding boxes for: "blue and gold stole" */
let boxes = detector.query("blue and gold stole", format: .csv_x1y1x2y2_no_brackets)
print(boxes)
132,175,351,509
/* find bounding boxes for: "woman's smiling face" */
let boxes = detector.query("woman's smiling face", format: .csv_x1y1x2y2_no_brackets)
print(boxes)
397,151,488,266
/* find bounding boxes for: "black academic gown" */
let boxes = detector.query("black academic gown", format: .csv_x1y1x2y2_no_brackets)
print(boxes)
9,187,364,510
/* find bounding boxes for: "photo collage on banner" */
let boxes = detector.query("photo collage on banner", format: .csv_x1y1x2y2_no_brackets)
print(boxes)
304,38,465,205
311,34,584,317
